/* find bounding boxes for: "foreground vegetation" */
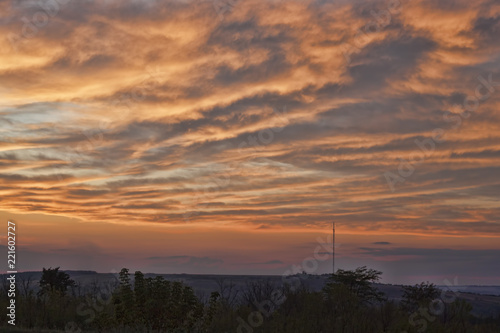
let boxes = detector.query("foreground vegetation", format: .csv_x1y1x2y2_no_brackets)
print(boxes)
1,267,499,332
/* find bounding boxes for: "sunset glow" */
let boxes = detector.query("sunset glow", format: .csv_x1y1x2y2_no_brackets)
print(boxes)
1,0,499,284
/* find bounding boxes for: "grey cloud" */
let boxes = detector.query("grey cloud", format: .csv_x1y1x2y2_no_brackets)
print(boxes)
147,255,224,266
247,260,284,265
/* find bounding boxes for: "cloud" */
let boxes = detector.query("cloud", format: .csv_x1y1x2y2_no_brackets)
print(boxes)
0,0,499,238
247,260,284,265
147,255,224,266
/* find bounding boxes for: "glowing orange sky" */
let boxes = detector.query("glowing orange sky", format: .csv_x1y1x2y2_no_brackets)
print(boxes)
1,0,499,284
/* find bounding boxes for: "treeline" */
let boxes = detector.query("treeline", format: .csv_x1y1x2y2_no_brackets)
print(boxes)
1,266,499,332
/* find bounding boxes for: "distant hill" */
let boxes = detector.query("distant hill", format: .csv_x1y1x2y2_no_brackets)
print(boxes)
438,285,500,296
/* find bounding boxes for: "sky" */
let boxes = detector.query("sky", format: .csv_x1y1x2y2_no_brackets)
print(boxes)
0,0,499,285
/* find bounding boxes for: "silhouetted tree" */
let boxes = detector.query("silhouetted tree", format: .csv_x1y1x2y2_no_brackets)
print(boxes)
134,270,147,327
113,268,135,327
39,267,75,296
400,281,440,313
0,268,497,333
325,266,385,303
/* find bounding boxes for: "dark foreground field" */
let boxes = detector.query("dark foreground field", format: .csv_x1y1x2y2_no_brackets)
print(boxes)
11,270,500,317
1,269,499,332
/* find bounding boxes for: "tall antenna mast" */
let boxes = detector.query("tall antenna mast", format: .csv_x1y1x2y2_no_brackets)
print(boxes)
332,221,335,276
